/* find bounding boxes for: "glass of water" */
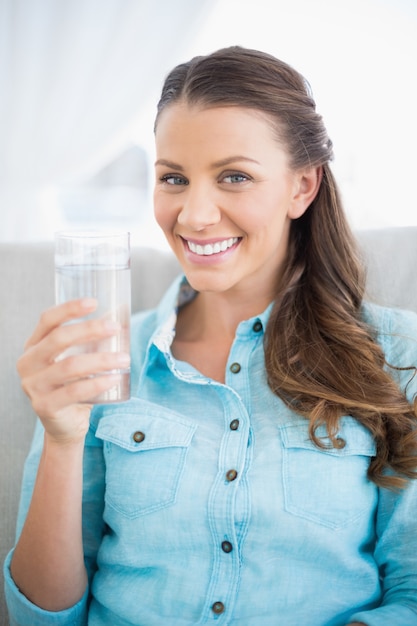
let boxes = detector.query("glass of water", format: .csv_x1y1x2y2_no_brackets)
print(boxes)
54,230,131,404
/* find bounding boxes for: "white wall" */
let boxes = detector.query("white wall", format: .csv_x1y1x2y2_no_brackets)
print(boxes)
1,0,415,246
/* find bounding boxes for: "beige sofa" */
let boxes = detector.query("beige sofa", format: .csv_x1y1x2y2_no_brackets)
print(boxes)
1,228,417,623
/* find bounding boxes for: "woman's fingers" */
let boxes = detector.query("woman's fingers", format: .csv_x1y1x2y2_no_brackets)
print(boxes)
20,335,129,409
24,299,98,350
27,351,130,395
18,313,120,378
16,300,130,442
20,351,130,441
29,372,123,424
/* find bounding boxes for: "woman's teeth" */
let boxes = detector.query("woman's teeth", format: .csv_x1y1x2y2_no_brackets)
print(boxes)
187,237,239,256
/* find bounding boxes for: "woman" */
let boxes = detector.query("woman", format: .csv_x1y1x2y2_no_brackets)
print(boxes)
4,46,417,625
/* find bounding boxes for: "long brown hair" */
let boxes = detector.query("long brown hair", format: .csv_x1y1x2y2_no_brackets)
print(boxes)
155,46,417,489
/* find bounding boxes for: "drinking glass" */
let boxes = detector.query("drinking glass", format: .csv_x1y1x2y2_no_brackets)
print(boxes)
54,230,131,403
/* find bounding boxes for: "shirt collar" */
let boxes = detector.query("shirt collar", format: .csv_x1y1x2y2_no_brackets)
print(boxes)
152,274,273,354
152,275,195,354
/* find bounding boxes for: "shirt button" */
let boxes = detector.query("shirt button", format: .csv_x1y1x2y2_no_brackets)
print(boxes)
212,601,225,615
221,540,233,553
335,437,346,449
230,362,241,374
229,419,240,431
132,431,145,443
226,469,238,482
253,320,263,332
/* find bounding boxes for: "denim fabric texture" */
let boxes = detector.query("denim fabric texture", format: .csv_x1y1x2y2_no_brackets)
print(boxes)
4,275,417,626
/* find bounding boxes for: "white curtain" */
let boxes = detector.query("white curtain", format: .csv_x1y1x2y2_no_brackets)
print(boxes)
0,0,213,241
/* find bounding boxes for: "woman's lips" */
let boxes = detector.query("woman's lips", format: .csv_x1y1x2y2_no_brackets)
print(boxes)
186,237,240,256
181,236,241,263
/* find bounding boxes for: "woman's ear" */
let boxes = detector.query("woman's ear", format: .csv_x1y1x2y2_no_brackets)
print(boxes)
288,166,323,219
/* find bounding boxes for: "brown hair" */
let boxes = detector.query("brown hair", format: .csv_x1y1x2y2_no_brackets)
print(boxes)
156,46,417,489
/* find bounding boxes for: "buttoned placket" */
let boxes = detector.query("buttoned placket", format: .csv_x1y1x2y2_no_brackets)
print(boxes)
151,311,266,624
159,354,252,624
196,317,264,623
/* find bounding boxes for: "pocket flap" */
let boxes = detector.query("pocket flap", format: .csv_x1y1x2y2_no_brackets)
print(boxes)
96,398,196,452
280,417,376,457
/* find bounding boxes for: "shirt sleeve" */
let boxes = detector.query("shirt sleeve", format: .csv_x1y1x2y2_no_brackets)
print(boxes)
350,306,417,626
3,417,106,626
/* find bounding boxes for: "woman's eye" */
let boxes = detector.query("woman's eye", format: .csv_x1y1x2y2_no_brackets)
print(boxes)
222,172,250,184
160,174,188,186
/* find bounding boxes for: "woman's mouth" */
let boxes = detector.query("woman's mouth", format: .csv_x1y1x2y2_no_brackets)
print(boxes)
186,237,240,256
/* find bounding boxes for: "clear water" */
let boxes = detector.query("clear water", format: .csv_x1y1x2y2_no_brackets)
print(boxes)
55,265,131,403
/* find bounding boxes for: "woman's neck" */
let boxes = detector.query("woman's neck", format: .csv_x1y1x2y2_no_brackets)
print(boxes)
176,290,270,343
172,291,271,383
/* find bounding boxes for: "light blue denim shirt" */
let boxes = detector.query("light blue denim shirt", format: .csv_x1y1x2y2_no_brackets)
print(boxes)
5,275,417,626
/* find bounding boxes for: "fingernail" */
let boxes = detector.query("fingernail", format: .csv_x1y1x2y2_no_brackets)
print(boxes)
103,320,121,332
80,298,97,309
115,353,131,366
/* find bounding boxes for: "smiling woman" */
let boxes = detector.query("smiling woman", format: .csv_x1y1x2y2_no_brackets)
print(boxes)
5,46,417,626
154,104,320,307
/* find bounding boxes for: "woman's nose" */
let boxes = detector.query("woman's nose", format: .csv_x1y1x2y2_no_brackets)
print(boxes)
177,185,221,231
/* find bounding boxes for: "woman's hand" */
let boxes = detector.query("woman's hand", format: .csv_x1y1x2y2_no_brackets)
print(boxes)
17,298,130,444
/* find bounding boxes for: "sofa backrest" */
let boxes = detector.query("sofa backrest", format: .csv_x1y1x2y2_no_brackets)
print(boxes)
0,227,416,622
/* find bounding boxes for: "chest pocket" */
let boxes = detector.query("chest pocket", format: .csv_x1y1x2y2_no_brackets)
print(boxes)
95,400,197,519
280,418,377,530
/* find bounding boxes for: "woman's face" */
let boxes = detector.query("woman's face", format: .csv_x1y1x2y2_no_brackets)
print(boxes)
154,103,318,300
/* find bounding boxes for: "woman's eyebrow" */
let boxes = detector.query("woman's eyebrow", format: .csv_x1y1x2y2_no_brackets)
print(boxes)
210,156,260,168
154,155,260,170
154,159,184,170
